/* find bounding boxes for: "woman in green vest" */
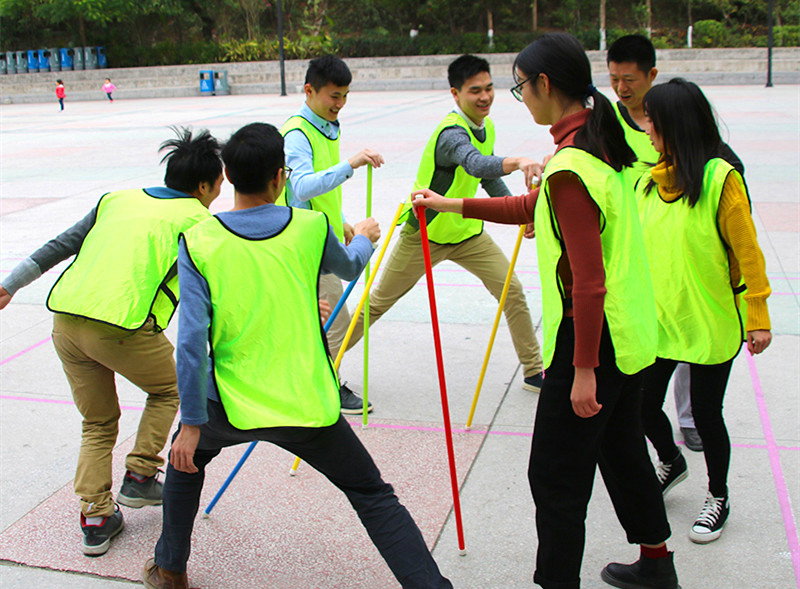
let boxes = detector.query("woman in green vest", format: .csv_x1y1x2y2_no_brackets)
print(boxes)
412,33,679,589
638,78,772,545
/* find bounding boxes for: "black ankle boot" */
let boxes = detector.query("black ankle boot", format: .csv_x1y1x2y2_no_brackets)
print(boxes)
600,552,680,589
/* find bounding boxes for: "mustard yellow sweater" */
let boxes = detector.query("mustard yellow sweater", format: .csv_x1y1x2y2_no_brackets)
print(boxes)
651,160,771,331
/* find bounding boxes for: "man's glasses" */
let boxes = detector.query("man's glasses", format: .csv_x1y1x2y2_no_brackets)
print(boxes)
283,166,293,177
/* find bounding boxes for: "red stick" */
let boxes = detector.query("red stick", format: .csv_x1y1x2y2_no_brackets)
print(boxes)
414,204,466,553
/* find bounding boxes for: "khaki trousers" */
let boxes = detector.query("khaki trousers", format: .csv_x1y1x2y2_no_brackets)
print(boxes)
347,227,543,376
52,314,179,517
319,272,351,365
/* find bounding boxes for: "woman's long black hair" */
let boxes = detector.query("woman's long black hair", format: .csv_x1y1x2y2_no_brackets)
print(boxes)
514,33,635,172
643,78,722,206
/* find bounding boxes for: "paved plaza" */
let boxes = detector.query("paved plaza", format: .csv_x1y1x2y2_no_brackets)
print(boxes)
0,84,798,588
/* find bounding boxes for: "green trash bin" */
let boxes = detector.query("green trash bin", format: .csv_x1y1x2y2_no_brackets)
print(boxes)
213,70,230,95
83,46,98,70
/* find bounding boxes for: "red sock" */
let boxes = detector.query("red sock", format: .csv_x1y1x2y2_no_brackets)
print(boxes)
640,544,669,559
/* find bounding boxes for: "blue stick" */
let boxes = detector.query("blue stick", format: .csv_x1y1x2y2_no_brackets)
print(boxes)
203,275,359,516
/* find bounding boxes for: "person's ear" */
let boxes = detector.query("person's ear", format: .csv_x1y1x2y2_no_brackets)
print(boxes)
538,73,551,95
649,67,658,84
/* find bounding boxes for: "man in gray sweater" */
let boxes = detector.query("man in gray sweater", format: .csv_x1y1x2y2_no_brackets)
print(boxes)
346,54,544,391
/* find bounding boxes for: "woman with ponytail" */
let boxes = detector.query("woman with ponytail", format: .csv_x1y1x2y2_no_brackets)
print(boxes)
413,33,679,589
638,78,772,544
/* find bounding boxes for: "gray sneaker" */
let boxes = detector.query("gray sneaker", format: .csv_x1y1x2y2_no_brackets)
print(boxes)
81,506,124,556
339,382,373,415
118,470,163,508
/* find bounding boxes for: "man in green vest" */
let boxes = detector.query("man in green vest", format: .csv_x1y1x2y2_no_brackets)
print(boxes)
281,54,384,414
0,129,223,556
143,123,452,589
345,54,544,391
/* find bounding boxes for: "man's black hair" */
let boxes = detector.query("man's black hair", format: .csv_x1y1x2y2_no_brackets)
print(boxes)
448,54,491,90
607,34,656,73
221,123,284,194
159,127,222,193
305,55,352,90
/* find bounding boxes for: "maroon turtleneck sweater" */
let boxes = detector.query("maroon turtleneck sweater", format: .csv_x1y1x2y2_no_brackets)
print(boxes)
462,109,606,369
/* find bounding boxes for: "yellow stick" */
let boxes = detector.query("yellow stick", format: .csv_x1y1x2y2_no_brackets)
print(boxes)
290,202,406,475
465,225,526,429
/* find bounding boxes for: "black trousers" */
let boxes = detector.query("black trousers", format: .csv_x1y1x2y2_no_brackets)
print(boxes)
530,319,671,589
154,400,452,589
641,356,735,498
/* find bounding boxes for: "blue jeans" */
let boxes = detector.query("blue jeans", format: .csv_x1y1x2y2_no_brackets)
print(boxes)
154,400,451,589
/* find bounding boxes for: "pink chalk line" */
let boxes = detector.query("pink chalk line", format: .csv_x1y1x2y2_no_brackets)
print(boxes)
746,348,800,588
0,336,51,366
0,397,796,452
0,394,144,412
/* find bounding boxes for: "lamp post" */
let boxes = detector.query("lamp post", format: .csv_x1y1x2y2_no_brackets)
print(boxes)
276,0,287,96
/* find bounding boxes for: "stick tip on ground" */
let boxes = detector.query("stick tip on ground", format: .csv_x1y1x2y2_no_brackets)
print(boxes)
202,512,210,519
458,548,467,556
288,468,297,477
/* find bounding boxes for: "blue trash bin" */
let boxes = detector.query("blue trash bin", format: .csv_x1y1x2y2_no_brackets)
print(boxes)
15,51,28,73
96,46,107,68
6,52,16,74
26,50,39,72
60,48,74,70
199,70,215,95
36,49,50,72
72,47,85,70
45,48,60,71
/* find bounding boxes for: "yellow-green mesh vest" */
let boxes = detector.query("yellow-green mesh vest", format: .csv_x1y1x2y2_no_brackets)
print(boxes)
401,112,495,244
277,115,344,242
614,101,659,172
637,158,745,364
47,189,210,331
182,208,340,430
535,147,657,375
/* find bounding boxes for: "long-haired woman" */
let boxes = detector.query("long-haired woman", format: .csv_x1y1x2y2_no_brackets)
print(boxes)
412,33,679,589
638,78,772,544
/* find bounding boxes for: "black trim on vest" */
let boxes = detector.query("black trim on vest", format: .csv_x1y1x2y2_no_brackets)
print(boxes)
616,101,643,132
213,207,294,241
285,115,339,142
142,188,197,200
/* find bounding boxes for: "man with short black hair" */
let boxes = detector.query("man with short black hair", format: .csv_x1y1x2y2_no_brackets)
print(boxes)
143,122,452,589
0,128,223,556
279,54,384,414
345,54,544,392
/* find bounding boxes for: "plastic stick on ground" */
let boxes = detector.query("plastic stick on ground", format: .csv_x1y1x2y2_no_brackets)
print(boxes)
363,165,373,428
465,224,525,429
204,275,359,514
290,201,406,474
414,201,467,555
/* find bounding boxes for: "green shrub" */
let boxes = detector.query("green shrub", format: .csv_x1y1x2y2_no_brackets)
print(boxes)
774,25,800,46
693,19,728,47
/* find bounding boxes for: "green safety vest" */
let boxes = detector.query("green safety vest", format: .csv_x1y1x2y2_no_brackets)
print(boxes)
401,112,495,244
277,115,344,242
535,147,657,375
614,101,659,171
637,158,745,364
182,208,340,430
47,189,210,331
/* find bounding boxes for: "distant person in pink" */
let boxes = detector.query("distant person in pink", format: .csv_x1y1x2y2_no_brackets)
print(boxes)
102,78,116,101
55,79,65,110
